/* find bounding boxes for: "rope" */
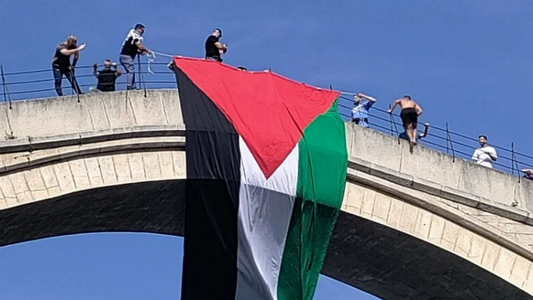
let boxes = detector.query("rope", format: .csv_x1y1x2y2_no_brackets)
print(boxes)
148,50,177,75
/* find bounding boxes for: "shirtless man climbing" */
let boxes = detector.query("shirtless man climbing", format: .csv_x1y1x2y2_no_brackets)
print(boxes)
388,95,423,150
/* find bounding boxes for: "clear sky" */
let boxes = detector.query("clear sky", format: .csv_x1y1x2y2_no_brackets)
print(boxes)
1,0,533,299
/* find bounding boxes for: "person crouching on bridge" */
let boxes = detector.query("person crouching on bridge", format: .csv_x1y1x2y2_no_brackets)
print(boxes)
52,35,85,96
205,28,227,62
400,122,429,142
119,23,151,90
389,95,423,151
92,60,121,92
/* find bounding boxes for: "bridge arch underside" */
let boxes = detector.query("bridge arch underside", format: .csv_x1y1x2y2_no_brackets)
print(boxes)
0,180,530,300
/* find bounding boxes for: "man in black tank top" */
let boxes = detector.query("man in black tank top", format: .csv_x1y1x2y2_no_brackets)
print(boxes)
51,35,86,96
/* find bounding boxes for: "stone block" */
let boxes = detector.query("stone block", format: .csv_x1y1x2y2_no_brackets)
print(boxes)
493,247,517,281
143,152,162,180
480,241,501,271
386,199,404,228
39,166,59,189
128,153,146,182
84,157,104,188
509,256,531,288
69,160,91,190
428,215,445,244
371,193,392,223
53,162,76,194
399,203,418,235
468,233,487,265
413,208,432,240
112,154,132,183
98,156,118,185
172,151,186,178
158,151,175,179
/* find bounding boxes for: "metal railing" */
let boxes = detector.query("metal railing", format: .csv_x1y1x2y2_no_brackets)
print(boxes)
0,62,176,105
1,63,531,179
338,95,530,178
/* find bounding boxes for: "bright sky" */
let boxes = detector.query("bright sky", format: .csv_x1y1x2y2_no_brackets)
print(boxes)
1,0,533,299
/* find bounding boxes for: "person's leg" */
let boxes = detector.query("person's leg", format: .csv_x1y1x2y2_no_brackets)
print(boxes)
65,69,83,94
120,55,136,90
52,67,63,96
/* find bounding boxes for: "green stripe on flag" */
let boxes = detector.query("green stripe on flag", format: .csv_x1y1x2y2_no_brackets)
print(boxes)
278,99,348,300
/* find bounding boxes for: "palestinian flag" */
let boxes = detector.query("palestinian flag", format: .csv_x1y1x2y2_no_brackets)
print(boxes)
173,57,348,300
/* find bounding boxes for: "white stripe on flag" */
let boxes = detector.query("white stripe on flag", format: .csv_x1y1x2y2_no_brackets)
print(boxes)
235,137,298,300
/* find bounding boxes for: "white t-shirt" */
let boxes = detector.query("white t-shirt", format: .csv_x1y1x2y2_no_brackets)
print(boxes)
472,146,498,168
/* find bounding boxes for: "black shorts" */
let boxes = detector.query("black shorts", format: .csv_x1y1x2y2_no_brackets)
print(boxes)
400,107,418,128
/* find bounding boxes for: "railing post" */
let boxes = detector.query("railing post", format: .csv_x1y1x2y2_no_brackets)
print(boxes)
137,55,147,97
1,65,5,103
445,122,450,154
1,65,12,109
446,122,456,162
388,104,394,136
329,84,333,90
511,142,515,176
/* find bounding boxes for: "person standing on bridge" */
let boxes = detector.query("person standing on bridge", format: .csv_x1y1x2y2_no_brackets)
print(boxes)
205,28,227,62
92,59,121,92
52,35,85,96
352,93,377,128
472,135,498,168
388,95,423,151
119,23,151,90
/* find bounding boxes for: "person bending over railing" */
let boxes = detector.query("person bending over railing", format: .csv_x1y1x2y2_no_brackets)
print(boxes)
51,35,85,96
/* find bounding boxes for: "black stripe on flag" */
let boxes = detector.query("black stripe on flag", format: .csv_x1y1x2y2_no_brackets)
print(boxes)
175,67,241,300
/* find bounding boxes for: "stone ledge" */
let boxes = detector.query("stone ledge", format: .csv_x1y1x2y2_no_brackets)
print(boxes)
0,125,185,154
349,156,533,226
1,140,185,175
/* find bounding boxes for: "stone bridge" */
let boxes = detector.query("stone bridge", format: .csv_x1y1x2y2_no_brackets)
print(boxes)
1,90,532,300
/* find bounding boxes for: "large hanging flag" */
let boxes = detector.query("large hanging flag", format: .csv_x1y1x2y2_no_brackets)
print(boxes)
173,57,348,300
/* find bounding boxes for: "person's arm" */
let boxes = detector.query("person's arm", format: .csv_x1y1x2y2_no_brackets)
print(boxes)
114,65,122,77
93,63,99,78
415,103,423,116
358,93,376,102
135,40,151,55
521,168,533,174
215,41,227,50
59,44,86,56
420,123,429,138
472,149,479,162
72,52,79,68
388,99,401,114
486,147,498,161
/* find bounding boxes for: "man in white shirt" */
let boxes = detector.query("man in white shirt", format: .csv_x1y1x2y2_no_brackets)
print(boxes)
471,135,498,168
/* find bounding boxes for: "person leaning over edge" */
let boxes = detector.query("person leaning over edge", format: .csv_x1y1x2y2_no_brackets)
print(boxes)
389,95,423,151
93,59,121,92
119,23,151,90
51,35,85,96
205,28,227,62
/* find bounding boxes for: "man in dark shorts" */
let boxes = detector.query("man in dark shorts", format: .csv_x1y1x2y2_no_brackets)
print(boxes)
51,35,86,96
388,95,423,150
205,28,227,62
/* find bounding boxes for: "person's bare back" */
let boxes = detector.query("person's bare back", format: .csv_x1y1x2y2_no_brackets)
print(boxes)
398,98,417,109
388,95,424,152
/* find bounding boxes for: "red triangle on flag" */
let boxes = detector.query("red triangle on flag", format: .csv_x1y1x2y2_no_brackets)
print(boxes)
174,57,340,179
